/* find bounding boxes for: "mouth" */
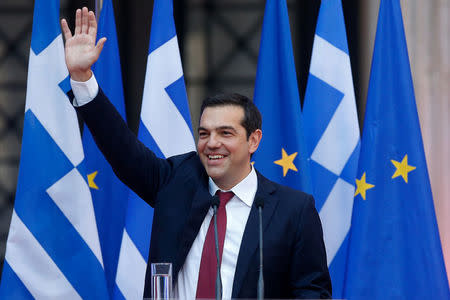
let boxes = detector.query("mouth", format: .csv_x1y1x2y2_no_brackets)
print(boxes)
208,154,225,160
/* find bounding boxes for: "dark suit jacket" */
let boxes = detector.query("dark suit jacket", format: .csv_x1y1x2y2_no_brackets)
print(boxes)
74,88,332,299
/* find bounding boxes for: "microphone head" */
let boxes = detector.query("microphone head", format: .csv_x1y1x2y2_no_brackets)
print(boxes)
255,197,264,208
211,195,220,208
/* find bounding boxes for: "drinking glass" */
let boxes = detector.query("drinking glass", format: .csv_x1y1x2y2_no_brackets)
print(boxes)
151,263,172,299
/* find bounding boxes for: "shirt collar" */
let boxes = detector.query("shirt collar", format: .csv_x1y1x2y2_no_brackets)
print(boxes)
208,166,257,208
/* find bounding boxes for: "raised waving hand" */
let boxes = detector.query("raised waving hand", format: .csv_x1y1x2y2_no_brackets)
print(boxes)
61,7,106,81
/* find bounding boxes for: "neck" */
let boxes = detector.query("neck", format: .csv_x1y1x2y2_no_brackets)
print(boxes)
213,165,252,191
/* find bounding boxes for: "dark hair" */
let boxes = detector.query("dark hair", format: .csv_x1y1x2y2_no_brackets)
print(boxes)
199,93,262,139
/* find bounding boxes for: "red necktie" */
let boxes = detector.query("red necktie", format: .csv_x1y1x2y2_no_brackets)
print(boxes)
196,191,234,299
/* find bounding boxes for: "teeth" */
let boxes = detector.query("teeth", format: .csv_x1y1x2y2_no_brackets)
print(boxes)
209,155,224,159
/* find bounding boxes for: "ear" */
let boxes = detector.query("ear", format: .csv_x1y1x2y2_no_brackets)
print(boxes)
248,129,262,154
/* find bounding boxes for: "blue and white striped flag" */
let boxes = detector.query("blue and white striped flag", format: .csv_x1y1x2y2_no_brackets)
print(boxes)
302,1,360,297
0,0,108,299
83,0,130,297
113,1,195,298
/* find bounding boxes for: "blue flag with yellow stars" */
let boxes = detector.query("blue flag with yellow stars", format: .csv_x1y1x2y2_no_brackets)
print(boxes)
252,0,312,193
344,0,450,299
82,0,129,296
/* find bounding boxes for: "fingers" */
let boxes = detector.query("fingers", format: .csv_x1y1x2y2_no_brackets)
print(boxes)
60,19,72,40
72,7,97,38
94,37,107,60
88,11,97,39
81,7,89,34
75,8,82,34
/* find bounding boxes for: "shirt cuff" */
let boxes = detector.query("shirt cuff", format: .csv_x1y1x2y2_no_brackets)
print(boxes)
70,74,99,107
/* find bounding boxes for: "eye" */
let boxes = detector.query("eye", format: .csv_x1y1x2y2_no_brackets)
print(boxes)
198,131,209,138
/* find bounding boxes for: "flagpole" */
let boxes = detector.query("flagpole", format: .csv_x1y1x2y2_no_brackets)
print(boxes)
95,0,103,22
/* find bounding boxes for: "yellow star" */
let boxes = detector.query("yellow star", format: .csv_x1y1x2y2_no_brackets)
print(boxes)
87,171,99,190
391,154,416,183
274,148,298,177
354,172,375,200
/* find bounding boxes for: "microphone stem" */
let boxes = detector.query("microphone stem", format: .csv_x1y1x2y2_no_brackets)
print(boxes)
257,206,264,300
213,206,222,300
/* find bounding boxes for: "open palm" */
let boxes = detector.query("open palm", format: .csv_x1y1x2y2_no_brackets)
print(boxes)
61,7,106,81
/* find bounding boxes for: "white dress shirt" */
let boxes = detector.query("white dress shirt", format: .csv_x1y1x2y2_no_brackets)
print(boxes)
175,167,257,300
70,76,258,299
70,75,99,106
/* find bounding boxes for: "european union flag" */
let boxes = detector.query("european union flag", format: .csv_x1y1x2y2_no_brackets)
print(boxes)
253,0,312,193
302,1,360,297
344,0,450,298
81,0,129,296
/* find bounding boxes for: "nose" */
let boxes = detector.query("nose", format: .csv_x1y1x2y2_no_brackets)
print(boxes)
206,133,221,148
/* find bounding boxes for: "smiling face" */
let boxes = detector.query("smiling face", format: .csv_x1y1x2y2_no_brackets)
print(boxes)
197,105,262,190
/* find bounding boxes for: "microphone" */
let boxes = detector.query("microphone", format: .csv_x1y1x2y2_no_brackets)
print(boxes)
211,195,222,300
255,197,264,300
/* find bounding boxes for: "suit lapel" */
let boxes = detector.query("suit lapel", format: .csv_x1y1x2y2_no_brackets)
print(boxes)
232,172,279,298
174,174,212,277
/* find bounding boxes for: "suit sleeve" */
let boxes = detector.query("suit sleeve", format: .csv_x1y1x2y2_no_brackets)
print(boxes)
290,195,332,299
73,88,171,207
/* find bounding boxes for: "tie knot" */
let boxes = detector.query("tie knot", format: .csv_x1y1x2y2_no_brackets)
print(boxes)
216,191,234,207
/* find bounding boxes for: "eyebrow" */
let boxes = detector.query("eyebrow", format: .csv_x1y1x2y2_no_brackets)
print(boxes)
198,125,237,132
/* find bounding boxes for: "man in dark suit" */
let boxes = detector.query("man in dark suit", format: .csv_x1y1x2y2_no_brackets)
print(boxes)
62,7,332,299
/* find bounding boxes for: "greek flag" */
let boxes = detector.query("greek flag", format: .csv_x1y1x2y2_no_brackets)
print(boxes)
0,0,108,299
82,0,129,296
302,1,360,297
113,0,195,299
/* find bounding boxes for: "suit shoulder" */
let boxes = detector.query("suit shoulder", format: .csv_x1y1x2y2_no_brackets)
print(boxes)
165,151,206,176
166,151,197,164
258,173,315,209
275,181,312,199
166,151,199,167
278,184,314,209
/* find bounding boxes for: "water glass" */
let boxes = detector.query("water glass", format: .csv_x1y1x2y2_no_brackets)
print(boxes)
151,263,172,299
